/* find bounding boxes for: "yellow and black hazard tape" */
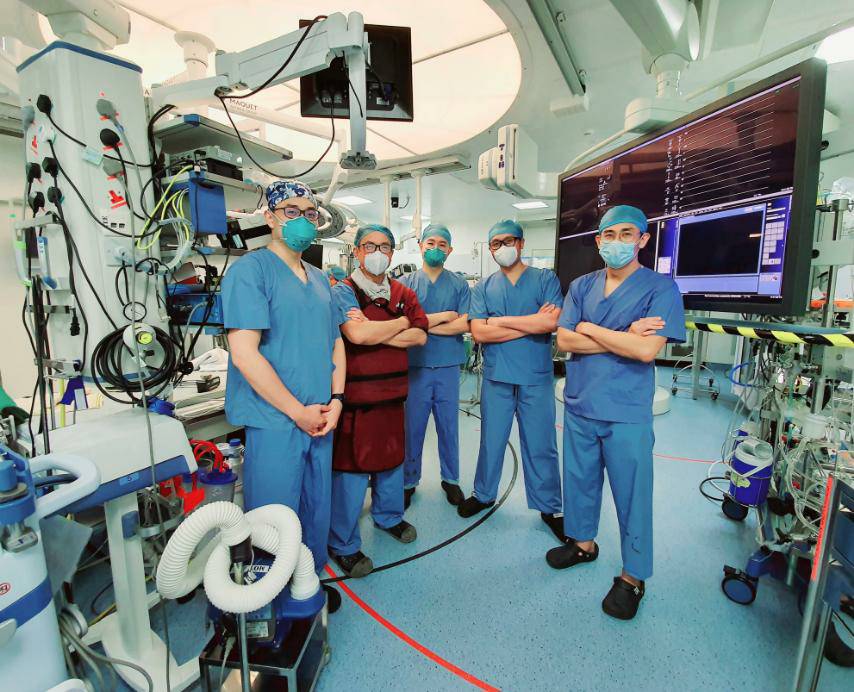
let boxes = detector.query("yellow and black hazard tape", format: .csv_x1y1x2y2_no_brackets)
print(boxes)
686,320,854,348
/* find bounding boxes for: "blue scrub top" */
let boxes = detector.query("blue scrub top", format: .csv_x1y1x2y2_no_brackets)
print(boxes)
221,248,343,430
560,267,686,424
399,269,471,368
332,282,358,317
469,266,564,386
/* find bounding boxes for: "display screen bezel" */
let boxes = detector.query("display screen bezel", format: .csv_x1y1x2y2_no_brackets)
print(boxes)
554,58,826,316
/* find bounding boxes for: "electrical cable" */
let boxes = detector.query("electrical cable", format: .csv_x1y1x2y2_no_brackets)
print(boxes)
347,76,365,118
832,609,854,639
213,16,336,179
64,623,106,692
20,183,41,454
60,620,154,692
48,179,117,333
114,145,148,222
699,476,729,504
289,106,336,178
181,248,232,367
22,296,40,456
219,16,326,101
90,580,114,616
118,167,174,692
52,154,157,240
45,111,153,168
321,407,519,585
216,94,335,179
136,164,193,250
728,361,760,389
89,323,178,404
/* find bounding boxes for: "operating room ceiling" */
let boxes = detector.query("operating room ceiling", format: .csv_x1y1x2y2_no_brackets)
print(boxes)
6,0,854,238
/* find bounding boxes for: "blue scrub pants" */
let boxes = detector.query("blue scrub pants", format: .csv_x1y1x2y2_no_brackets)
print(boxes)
473,378,561,513
328,465,405,556
404,365,461,489
562,409,654,581
244,426,332,575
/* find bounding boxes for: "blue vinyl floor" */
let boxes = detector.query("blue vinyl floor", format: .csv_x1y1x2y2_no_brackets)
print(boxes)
72,370,852,691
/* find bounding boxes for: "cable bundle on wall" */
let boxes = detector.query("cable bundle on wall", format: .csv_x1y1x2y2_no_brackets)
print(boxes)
90,325,179,404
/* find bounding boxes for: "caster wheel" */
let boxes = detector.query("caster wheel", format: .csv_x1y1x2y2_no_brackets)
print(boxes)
711,392,719,401
671,388,678,396
722,569,757,605
722,496,749,521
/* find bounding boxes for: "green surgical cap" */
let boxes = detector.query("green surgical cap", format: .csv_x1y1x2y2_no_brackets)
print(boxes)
354,223,396,248
488,219,524,242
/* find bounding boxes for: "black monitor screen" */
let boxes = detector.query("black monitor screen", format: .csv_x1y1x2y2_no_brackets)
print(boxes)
675,208,764,277
555,59,825,315
300,22,414,122
302,243,323,269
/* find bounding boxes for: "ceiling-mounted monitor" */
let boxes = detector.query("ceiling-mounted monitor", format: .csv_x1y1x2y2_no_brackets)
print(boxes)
555,58,826,315
300,22,414,122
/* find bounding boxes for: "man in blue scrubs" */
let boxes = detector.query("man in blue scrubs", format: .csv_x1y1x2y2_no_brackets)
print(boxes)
400,224,471,508
458,220,565,543
222,180,345,612
547,205,685,621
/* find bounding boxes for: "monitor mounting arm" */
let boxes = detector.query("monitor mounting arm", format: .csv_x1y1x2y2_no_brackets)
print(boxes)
151,12,376,170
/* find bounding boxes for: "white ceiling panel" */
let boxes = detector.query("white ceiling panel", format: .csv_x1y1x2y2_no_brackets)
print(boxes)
116,0,507,61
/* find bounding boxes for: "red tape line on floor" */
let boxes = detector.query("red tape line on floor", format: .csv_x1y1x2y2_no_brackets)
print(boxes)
324,565,501,691
653,453,716,464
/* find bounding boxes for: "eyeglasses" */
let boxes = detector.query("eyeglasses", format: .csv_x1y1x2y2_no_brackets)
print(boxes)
489,237,519,251
275,206,320,223
600,229,641,242
361,242,393,253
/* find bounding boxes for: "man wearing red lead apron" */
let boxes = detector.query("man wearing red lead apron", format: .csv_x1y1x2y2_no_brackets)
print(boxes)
329,225,429,578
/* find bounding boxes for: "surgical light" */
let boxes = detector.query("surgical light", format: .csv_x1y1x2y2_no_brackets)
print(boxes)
512,200,548,209
334,195,373,206
815,26,854,64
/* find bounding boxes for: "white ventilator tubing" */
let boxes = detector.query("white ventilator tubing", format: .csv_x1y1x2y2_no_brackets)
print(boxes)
156,502,320,612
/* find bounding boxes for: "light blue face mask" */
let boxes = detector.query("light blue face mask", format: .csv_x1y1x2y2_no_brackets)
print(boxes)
279,216,317,252
598,240,638,269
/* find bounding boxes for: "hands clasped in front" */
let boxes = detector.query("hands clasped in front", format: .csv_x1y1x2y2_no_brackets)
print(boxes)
294,398,343,437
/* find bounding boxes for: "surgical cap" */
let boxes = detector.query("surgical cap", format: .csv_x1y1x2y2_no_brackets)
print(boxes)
598,205,648,235
265,180,317,210
354,223,396,248
326,266,347,280
488,219,524,242
421,224,452,245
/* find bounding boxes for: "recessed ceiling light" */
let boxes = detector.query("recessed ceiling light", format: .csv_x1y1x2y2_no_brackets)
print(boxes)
816,26,854,64
334,195,372,206
512,200,549,209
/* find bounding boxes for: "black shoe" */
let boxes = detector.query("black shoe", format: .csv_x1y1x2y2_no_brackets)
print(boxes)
546,541,599,569
442,481,464,506
331,550,374,578
457,496,495,518
379,520,417,543
602,577,645,620
824,621,854,667
323,584,341,614
404,486,416,510
541,512,569,543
